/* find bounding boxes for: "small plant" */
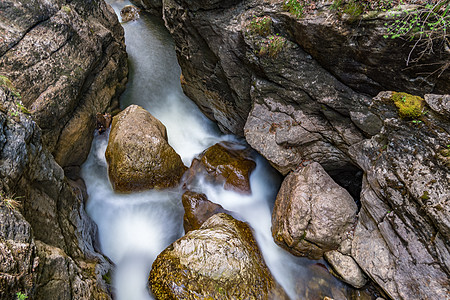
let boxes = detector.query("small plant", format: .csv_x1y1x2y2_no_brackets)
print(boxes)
1,192,22,211
259,35,287,57
283,0,306,18
9,110,19,117
16,292,28,300
391,92,425,119
61,5,71,13
16,102,30,114
248,16,272,36
0,75,21,98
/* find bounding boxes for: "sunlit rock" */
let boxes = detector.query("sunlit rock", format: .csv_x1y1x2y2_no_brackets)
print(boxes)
272,162,357,259
149,213,288,299
183,141,256,194
181,190,228,233
106,105,187,192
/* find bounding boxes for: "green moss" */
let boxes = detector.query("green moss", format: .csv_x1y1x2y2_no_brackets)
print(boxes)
248,16,272,36
0,75,21,98
391,92,425,119
61,5,71,13
102,271,112,285
420,191,430,201
343,1,364,18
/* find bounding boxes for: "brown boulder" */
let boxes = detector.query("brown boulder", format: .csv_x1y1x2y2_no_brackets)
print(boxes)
105,105,187,192
120,5,140,23
149,213,288,299
181,191,228,233
184,141,256,194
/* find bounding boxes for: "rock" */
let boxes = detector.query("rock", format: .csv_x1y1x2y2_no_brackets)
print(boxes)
120,5,140,22
272,162,357,259
424,94,450,116
324,250,367,288
0,86,112,299
131,0,163,17
181,191,228,233
149,213,288,299
347,91,450,299
105,105,187,192
0,206,38,298
0,0,128,168
184,141,256,194
96,113,112,134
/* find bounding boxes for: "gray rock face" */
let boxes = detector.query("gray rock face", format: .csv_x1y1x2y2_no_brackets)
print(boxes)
0,85,112,298
324,250,367,289
0,0,128,169
348,92,450,299
272,162,358,259
0,206,38,298
149,213,288,299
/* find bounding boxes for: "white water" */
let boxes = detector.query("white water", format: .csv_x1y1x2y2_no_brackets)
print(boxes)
82,1,351,299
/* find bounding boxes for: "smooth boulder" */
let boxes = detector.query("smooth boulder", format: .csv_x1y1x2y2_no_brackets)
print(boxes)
149,213,288,299
272,162,357,259
105,105,186,192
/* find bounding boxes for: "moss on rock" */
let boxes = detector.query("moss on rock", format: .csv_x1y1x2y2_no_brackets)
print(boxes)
391,92,424,119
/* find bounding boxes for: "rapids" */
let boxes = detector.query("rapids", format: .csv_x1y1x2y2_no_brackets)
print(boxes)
81,1,357,299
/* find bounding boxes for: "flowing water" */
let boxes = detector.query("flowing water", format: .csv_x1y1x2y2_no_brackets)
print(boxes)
82,1,364,299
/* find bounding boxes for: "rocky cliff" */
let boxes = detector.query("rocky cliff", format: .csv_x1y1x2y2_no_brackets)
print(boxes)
0,0,127,298
0,0,128,170
141,0,449,299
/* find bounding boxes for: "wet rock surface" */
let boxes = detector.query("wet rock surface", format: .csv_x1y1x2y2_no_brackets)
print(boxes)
181,191,228,233
149,213,288,300
120,5,140,22
272,162,357,259
106,105,187,192
184,141,256,194
0,0,128,169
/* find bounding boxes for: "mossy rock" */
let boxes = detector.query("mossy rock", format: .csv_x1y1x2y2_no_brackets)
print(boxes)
149,213,288,300
391,92,425,119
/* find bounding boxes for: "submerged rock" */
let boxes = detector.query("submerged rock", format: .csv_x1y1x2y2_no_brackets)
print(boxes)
181,191,228,233
106,105,187,192
120,5,140,22
184,141,256,194
272,162,357,259
149,213,288,299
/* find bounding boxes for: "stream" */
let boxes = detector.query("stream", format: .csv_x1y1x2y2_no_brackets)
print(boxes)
81,1,365,299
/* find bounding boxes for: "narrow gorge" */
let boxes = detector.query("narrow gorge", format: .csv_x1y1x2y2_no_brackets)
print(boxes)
0,0,448,300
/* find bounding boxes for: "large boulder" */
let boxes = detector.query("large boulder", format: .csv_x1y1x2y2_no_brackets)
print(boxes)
184,141,256,194
0,86,112,299
106,105,187,192
272,162,358,259
0,0,128,169
149,213,288,299
181,191,228,233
